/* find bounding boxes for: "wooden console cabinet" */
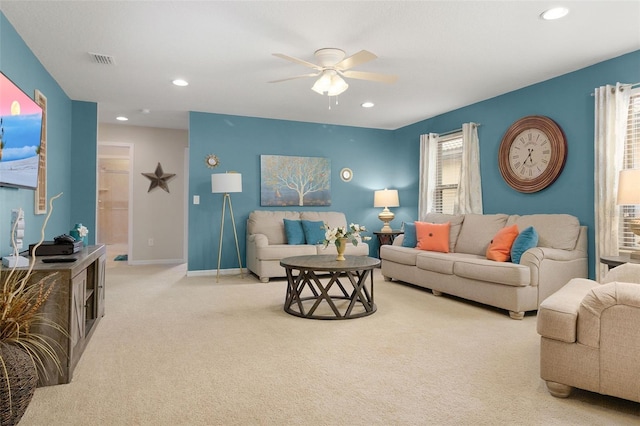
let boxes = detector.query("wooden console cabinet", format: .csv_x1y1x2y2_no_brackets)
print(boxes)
25,244,106,386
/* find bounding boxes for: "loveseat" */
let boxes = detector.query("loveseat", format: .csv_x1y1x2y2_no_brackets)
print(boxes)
537,263,640,402
380,213,588,319
246,210,369,282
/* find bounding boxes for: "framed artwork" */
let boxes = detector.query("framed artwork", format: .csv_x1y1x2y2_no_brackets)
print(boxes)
34,89,47,214
261,155,331,206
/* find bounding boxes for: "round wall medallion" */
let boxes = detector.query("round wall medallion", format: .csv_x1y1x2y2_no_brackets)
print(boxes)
340,167,353,182
205,154,219,168
498,115,567,193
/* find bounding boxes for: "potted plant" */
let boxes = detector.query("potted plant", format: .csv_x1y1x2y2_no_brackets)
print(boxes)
0,193,63,425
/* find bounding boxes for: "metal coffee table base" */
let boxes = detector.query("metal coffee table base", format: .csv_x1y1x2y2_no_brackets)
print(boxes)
281,255,379,320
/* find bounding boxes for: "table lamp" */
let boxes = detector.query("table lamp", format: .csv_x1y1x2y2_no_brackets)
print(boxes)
617,168,640,260
212,172,244,282
374,189,400,233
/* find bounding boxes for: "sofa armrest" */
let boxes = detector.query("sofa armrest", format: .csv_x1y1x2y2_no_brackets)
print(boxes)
247,233,269,248
537,278,600,343
578,281,640,347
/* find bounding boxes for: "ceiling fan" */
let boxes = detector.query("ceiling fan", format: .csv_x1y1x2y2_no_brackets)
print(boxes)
270,48,398,96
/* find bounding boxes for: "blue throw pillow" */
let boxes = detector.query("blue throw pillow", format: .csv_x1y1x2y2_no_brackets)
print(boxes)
283,219,305,245
402,222,417,248
511,226,539,264
301,220,326,245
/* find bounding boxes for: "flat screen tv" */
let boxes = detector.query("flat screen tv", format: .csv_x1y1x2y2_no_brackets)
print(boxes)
0,71,43,189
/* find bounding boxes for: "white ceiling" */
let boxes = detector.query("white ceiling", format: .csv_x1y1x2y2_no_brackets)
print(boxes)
1,1,639,131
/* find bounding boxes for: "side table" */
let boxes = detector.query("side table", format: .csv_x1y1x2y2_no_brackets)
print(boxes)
600,254,640,270
373,230,404,258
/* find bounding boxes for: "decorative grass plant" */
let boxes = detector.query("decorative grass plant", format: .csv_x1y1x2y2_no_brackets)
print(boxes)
0,193,64,424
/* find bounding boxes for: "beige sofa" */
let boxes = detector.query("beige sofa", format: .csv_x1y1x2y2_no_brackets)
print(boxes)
246,210,369,282
380,213,588,319
537,263,640,402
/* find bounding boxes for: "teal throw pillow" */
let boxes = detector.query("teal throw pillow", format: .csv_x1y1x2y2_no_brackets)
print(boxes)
511,226,539,264
402,222,417,248
283,219,305,245
301,220,326,245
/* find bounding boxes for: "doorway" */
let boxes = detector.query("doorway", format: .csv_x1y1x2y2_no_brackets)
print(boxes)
97,143,132,262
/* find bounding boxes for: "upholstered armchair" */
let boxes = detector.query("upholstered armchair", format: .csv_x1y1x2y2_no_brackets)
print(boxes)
537,263,640,402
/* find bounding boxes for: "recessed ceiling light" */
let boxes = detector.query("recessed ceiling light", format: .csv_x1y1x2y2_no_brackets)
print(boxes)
540,7,569,20
116,116,129,121
172,79,189,87
361,102,375,108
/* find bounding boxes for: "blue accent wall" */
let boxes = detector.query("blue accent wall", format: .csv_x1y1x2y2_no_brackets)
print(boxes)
188,113,408,271
394,50,640,278
1,13,75,254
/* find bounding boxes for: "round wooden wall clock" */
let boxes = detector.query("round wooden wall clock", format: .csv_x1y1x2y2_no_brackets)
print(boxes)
498,115,567,193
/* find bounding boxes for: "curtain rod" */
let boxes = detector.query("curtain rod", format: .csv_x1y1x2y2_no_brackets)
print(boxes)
437,123,482,137
590,82,640,96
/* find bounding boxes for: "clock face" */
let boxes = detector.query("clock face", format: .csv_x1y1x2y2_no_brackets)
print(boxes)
508,128,551,181
498,116,567,193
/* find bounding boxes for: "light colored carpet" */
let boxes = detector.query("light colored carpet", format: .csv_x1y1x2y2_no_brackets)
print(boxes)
20,263,640,425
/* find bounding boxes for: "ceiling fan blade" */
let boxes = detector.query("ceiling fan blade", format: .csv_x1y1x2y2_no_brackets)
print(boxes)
268,73,319,83
341,70,398,84
273,53,321,70
334,50,377,70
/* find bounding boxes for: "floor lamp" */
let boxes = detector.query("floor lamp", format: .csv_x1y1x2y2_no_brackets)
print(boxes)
212,172,244,282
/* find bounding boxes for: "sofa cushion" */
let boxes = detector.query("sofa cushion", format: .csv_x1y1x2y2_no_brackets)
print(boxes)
247,210,301,245
283,219,306,245
511,226,539,264
454,214,509,256
486,224,519,262
316,242,369,256
301,220,326,244
506,214,580,250
416,221,450,253
422,213,464,253
299,211,347,229
453,257,530,287
415,251,457,275
402,222,417,248
380,245,419,266
255,244,317,260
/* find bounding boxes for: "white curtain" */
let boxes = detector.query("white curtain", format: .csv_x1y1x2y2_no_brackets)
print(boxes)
455,122,483,214
594,83,631,281
419,133,439,220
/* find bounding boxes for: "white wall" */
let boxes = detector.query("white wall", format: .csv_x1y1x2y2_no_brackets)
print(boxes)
98,124,188,263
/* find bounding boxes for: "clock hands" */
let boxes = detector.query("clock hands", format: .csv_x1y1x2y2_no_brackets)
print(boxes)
524,148,534,165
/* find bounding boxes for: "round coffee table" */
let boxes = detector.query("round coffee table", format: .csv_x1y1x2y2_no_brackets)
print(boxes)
280,255,380,320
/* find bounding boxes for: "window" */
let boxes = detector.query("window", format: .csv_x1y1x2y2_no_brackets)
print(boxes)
434,133,462,214
619,89,640,251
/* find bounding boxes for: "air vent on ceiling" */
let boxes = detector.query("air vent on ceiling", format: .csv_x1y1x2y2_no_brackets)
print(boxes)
89,52,116,65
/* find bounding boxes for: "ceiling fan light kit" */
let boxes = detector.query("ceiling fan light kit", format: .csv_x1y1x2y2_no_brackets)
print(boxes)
311,70,349,96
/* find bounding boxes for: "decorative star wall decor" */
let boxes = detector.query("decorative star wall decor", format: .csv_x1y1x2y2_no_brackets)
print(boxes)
142,162,176,193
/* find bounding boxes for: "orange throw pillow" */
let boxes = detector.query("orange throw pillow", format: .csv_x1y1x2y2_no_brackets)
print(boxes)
415,221,450,253
486,224,519,262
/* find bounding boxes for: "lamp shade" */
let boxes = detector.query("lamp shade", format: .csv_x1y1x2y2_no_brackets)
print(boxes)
211,173,242,193
374,189,400,208
617,169,640,205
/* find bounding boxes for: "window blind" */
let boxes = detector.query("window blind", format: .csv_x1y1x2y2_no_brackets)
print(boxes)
434,133,462,214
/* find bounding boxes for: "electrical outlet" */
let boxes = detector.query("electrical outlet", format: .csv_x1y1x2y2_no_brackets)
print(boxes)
193,195,200,205
148,238,154,246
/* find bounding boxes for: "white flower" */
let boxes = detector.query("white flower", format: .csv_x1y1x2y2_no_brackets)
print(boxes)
322,222,369,248
78,225,89,237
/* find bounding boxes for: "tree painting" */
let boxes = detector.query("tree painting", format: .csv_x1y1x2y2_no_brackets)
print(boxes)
261,155,331,206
